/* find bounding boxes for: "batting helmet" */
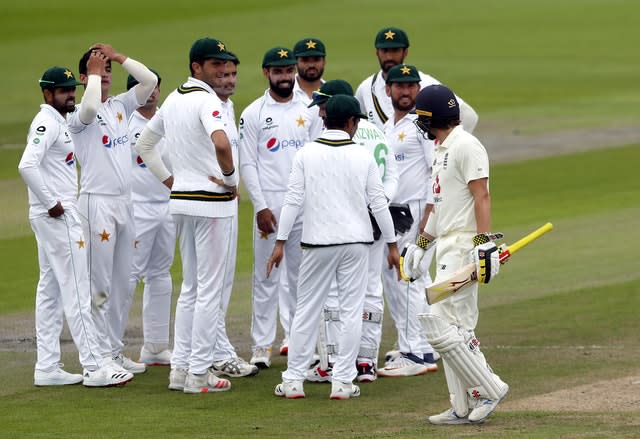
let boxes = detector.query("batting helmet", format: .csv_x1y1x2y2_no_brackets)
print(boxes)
414,85,460,136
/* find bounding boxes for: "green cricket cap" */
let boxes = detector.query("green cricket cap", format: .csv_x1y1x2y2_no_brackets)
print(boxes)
308,79,354,108
293,38,326,57
189,38,236,63
38,67,83,90
262,47,297,68
375,27,409,49
385,64,420,84
325,95,367,120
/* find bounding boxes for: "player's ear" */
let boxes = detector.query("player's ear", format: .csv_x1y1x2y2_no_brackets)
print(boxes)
262,68,270,79
385,84,391,97
42,88,53,104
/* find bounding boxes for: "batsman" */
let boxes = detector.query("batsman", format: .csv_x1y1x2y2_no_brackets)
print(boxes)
402,84,508,424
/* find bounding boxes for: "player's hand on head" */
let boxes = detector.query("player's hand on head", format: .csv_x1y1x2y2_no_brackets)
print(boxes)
471,234,500,284
90,43,125,64
86,50,108,75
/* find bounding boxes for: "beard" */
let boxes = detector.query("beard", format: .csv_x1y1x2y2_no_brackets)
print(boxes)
54,97,76,114
379,60,398,73
298,66,324,82
391,96,415,112
269,78,294,98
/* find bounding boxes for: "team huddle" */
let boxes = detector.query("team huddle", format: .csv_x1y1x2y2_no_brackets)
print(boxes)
19,27,509,424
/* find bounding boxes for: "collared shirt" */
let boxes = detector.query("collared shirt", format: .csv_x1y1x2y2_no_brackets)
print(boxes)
239,89,323,212
18,104,78,217
429,125,489,237
68,88,139,197
129,110,170,204
277,129,395,246
146,76,234,218
383,112,434,204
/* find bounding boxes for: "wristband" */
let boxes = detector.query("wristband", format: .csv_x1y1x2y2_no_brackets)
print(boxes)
416,234,431,250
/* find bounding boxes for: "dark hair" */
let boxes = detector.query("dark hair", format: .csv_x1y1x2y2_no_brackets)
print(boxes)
78,48,111,75
323,116,352,130
430,116,461,130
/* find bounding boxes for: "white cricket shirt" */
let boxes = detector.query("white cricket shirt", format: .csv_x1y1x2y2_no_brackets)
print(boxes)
239,89,323,212
430,125,489,237
353,118,397,201
18,104,78,217
145,77,235,218
383,113,433,205
68,88,139,197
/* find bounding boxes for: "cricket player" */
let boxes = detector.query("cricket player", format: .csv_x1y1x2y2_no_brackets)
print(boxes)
355,27,478,133
406,84,508,424
292,37,326,102
377,64,439,377
19,64,133,387
126,70,175,367
268,95,401,399
209,53,259,378
303,79,398,384
136,37,238,393
68,43,157,374
239,47,323,369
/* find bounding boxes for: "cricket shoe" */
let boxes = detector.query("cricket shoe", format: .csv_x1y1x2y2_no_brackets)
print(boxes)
377,352,431,377
428,408,475,425
306,364,332,383
211,357,259,378
250,347,272,369
468,384,509,422
139,345,172,366
384,349,401,366
422,353,439,372
83,364,133,387
356,360,377,383
112,353,146,374
329,381,360,400
279,337,289,356
183,370,231,393
274,380,305,399
34,364,83,386
168,368,187,391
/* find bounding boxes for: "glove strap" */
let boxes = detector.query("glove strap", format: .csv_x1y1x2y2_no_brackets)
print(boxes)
472,233,490,246
416,234,431,250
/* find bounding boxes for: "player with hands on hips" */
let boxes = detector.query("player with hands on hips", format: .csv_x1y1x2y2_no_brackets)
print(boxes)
19,66,133,387
412,84,508,425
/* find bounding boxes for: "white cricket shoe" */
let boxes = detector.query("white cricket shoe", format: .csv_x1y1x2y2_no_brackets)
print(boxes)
168,368,187,391
250,347,272,369
306,364,333,383
377,353,431,377
34,364,83,386
112,353,146,374
428,408,474,425
211,357,259,378
356,360,377,383
329,381,360,400
83,364,133,387
274,380,305,399
183,370,231,393
468,384,509,422
139,345,172,366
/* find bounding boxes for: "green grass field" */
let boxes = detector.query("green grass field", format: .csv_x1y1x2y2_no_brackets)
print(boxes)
1,1,639,437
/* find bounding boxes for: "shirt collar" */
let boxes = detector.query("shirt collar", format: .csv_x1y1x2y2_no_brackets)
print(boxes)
185,77,215,94
318,129,352,141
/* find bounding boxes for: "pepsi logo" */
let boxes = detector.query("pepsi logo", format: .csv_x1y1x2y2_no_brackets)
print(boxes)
266,137,280,152
65,152,75,166
102,135,112,148
212,110,221,118
136,155,146,168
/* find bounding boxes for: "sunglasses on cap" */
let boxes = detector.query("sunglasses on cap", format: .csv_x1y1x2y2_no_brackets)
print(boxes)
310,90,332,105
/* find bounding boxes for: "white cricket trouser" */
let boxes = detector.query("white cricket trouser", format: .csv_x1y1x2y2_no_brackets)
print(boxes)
128,201,175,346
381,199,435,356
251,191,302,349
325,237,385,363
171,214,232,375
430,231,479,331
78,193,135,359
283,244,368,384
212,213,238,362
30,209,103,371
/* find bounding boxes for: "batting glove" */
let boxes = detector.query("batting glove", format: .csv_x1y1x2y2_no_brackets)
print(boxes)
471,233,500,284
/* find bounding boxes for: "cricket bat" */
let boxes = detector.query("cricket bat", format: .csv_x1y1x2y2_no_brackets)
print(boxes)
425,222,553,305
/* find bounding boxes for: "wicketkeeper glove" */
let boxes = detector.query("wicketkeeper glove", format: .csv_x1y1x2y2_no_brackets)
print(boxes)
368,211,382,241
399,234,433,282
389,203,413,235
471,233,501,284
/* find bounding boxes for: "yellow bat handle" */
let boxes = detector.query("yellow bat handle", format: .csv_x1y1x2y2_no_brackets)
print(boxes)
508,222,553,255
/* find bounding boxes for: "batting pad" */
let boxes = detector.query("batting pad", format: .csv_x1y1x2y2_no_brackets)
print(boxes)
419,314,508,401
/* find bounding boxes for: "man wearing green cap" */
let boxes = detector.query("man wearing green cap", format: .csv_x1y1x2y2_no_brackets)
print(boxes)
292,37,326,102
239,47,323,369
125,69,176,368
68,42,157,375
376,64,440,378
355,27,478,133
305,79,398,384
18,62,134,388
136,37,238,393
267,94,400,400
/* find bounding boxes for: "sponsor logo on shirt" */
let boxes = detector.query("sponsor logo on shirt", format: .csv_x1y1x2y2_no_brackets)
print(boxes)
212,110,222,119
102,134,129,148
265,137,304,152
65,152,75,166
36,126,46,135
96,114,107,127
395,152,405,161
136,155,146,168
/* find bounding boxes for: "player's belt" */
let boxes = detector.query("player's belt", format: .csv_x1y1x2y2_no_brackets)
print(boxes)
315,138,355,147
370,72,388,124
300,241,373,248
170,190,234,202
